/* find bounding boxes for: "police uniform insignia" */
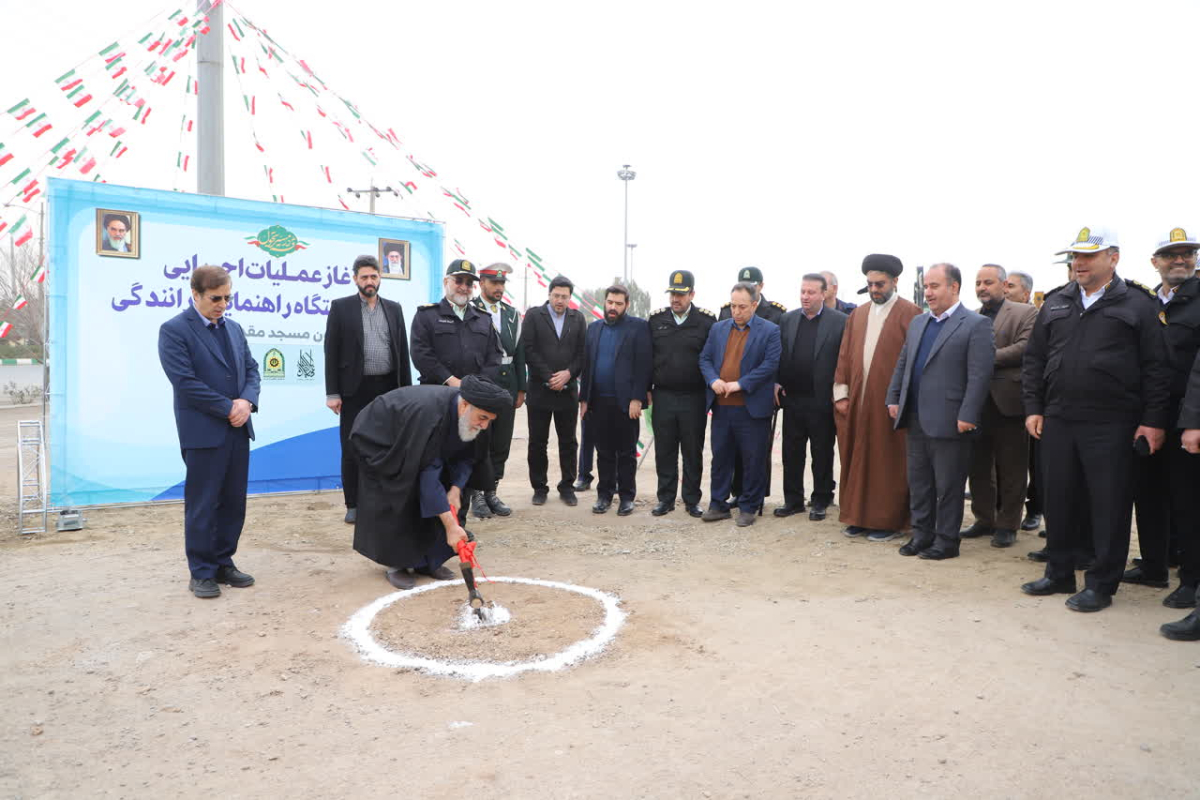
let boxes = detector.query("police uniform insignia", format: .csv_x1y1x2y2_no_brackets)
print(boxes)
698,307,715,317
1170,227,1188,243
653,307,667,316
462,260,474,273
419,302,438,308
673,272,684,285
721,301,732,308
1073,227,1099,251
1159,310,1168,326
740,269,752,281
772,301,787,311
1127,279,1155,298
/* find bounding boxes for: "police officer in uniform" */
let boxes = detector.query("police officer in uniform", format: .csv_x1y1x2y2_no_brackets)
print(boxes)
1020,226,1172,613
648,270,716,517
719,266,785,504
410,259,502,514
469,263,527,519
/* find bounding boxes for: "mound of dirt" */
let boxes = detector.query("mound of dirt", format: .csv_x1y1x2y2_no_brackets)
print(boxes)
369,581,607,663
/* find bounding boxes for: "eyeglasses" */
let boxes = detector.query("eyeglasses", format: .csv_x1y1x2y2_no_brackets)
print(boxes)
1158,249,1198,261
866,280,889,289
207,294,233,303
452,275,476,285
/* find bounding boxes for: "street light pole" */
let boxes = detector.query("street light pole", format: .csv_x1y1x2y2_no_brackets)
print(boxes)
617,164,636,284
627,243,637,287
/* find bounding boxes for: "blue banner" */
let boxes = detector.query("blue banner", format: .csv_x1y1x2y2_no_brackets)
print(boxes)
47,177,443,506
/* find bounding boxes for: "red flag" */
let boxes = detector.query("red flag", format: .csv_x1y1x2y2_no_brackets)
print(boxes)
32,124,51,137
14,230,32,247
111,67,126,79
74,94,93,108
22,189,40,203
14,107,36,121
0,153,11,168
60,79,82,91
80,157,97,174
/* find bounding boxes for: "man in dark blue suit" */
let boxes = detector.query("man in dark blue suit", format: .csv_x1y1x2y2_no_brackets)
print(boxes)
700,281,782,527
580,285,652,516
158,265,261,599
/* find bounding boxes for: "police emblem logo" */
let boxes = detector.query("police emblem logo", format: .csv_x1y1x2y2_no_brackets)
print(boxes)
1170,228,1187,243
462,260,474,273
1076,227,1091,243
673,272,684,285
263,348,285,380
741,269,751,280
1159,310,1168,326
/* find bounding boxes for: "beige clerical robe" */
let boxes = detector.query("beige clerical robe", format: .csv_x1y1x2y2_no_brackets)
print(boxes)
833,294,922,531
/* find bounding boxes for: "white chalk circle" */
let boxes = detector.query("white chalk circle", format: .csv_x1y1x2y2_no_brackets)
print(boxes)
341,576,626,682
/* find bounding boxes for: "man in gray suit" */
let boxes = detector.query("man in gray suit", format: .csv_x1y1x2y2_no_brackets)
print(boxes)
887,263,995,560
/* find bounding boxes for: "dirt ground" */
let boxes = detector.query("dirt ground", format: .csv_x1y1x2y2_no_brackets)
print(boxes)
1,404,1197,799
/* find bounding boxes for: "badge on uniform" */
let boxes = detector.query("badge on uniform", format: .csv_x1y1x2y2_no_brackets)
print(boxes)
1159,310,1168,326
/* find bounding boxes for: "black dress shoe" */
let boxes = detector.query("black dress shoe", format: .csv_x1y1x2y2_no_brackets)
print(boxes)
1121,566,1169,589
559,491,578,507
573,478,593,492
736,511,756,527
617,499,635,516
416,565,456,580
773,503,804,518
1160,609,1200,641
1066,588,1112,613
485,491,512,517
386,568,416,590
1021,576,1077,596
189,577,221,598
960,522,992,539
652,501,675,516
919,545,960,560
685,503,704,518
216,565,255,587
1020,513,1042,531
898,538,931,557
1027,547,1049,562
531,490,548,506
1163,584,1197,609
592,498,612,514
808,504,828,521
344,507,357,524
470,492,494,519
990,528,1017,548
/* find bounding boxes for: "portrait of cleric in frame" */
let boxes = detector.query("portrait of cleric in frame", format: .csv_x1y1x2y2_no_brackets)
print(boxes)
96,209,140,258
377,238,411,280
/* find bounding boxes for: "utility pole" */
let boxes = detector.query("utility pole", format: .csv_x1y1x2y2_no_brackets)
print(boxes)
617,164,636,284
627,243,637,287
196,0,225,196
346,182,397,214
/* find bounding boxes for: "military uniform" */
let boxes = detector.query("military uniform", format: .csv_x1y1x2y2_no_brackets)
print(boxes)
471,287,527,485
718,296,787,324
648,271,716,515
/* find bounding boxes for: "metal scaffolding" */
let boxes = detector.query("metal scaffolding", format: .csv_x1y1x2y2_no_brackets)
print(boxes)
17,419,47,535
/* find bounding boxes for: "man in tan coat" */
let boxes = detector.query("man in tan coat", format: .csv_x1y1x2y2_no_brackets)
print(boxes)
834,254,922,541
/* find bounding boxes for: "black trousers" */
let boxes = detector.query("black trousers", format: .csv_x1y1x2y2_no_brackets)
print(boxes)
577,415,595,482
488,396,517,484
652,389,707,506
780,402,836,508
527,403,579,494
967,400,1029,530
339,372,397,508
591,396,639,503
183,426,250,579
1041,417,1135,595
1133,429,1200,581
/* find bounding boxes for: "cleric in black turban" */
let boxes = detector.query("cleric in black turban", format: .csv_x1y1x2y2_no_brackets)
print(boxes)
348,379,504,589
856,253,904,293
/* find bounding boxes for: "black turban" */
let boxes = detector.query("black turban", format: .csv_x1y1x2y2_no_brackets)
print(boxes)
459,375,511,414
862,253,903,278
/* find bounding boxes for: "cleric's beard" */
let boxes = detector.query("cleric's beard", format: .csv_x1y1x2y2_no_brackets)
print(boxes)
458,412,481,442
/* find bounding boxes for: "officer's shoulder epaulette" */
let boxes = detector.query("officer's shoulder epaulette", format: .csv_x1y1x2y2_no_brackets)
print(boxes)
1125,279,1156,299
771,301,787,311
418,302,439,309
721,301,732,309
651,307,668,316
1043,283,1069,300
696,307,716,318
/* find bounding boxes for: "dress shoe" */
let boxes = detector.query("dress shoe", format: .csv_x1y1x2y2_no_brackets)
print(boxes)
216,565,255,588
189,577,221,598
1163,583,1197,609
1027,547,1048,562
866,529,901,543
919,544,960,560
652,501,675,516
344,507,357,525
1121,566,1169,589
808,504,828,521
1020,513,1042,531
990,528,1017,548
960,522,992,539
471,491,494,519
617,499,635,516
685,504,704,518
416,565,456,581
1159,609,1200,641
592,498,612,514
386,568,416,590
773,503,804,518
559,491,578,507
573,478,593,492
898,538,932,557
531,490,548,506
1021,576,1077,596
702,507,732,522
842,525,867,538
485,491,512,517
736,511,757,527
1066,588,1112,613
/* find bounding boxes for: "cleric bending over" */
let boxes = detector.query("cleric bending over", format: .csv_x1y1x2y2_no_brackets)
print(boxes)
347,375,511,590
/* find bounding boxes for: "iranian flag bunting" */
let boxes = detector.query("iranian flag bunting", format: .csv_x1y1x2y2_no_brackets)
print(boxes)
12,295,27,311
32,124,52,138
55,69,76,84
14,229,32,247
79,157,97,174
111,66,126,79
74,94,93,108
60,78,83,91
0,151,10,168
9,168,30,185
0,322,12,339
31,264,46,283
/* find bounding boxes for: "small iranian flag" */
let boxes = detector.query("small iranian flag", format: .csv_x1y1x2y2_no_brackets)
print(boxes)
12,295,27,311
0,322,13,339
31,264,46,284
14,230,33,247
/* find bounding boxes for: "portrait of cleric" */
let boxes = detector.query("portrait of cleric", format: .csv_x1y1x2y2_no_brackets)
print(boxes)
377,238,410,280
96,209,140,258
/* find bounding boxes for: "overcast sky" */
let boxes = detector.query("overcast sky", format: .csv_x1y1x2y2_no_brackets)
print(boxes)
3,0,1197,312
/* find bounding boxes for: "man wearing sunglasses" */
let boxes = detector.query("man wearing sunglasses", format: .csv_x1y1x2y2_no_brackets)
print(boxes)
158,265,261,599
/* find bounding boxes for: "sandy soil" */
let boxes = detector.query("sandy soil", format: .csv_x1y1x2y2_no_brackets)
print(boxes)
1,404,1197,799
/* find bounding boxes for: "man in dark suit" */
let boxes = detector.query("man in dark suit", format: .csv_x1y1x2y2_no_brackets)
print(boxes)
774,273,847,521
887,263,994,560
1164,350,1200,640
324,255,412,525
469,263,526,518
158,265,261,599
520,276,587,506
961,264,1038,548
580,285,652,516
700,281,782,527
